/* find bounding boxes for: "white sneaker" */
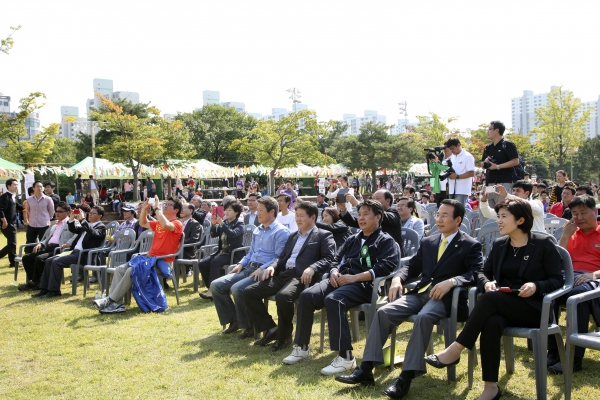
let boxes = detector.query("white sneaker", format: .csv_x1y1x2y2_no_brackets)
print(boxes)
320,356,356,376
283,345,311,365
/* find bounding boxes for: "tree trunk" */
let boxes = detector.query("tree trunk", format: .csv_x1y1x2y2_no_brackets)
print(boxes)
269,170,275,197
133,174,139,201
166,175,172,198
371,170,378,195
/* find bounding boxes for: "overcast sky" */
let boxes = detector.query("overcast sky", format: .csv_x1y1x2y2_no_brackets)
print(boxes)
2,0,599,132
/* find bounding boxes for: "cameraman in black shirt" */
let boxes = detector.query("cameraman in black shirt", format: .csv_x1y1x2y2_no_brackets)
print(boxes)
481,121,520,207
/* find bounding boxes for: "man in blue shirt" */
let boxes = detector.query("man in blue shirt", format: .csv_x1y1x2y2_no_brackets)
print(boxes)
210,196,290,338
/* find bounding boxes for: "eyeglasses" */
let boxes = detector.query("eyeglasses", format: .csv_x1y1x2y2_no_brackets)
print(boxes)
56,210,67,213
164,203,176,208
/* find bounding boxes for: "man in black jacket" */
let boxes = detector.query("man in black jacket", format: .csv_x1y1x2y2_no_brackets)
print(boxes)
32,206,106,298
245,202,335,352
283,199,399,376
335,199,483,398
180,203,202,276
339,189,405,257
0,179,23,267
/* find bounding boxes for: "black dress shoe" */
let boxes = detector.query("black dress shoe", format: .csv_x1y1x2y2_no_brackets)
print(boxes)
32,289,49,298
547,352,561,368
41,291,61,298
335,368,375,386
222,321,239,334
548,359,583,375
237,328,254,339
271,336,292,352
382,376,411,399
254,329,278,346
424,354,460,368
199,293,214,301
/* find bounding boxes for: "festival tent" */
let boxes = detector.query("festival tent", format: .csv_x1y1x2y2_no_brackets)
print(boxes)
0,157,25,178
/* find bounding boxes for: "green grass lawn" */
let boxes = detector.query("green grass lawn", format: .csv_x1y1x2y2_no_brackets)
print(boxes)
1,232,599,399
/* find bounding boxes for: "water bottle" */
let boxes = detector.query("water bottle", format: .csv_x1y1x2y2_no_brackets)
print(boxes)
94,290,100,300
102,290,106,299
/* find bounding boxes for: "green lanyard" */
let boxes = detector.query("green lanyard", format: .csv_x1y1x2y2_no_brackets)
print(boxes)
360,245,372,269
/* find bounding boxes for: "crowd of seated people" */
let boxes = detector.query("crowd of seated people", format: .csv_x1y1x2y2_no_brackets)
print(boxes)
7,172,600,400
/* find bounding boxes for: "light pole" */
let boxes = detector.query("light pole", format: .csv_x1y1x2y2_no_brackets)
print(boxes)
287,88,301,112
398,101,408,133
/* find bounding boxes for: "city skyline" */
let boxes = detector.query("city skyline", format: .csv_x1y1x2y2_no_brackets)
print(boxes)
2,1,599,134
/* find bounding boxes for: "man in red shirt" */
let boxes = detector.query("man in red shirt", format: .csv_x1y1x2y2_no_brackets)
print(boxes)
549,186,575,218
93,195,184,313
548,195,600,374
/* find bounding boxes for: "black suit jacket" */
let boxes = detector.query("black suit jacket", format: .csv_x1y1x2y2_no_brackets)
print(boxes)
67,219,107,264
210,218,245,255
316,221,350,250
478,232,564,312
182,218,202,259
0,192,22,225
244,212,260,227
341,206,405,257
270,227,335,281
397,230,483,321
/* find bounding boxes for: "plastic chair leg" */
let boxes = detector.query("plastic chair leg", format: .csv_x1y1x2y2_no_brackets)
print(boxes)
193,262,199,293
389,328,397,371
319,309,326,353
503,336,515,374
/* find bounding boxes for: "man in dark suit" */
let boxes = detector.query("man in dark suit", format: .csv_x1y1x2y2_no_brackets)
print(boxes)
283,199,399,376
32,206,106,298
244,201,335,352
244,193,261,227
335,199,483,399
180,203,202,276
0,179,23,267
339,189,405,257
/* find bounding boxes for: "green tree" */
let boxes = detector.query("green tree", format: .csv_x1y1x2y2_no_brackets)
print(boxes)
46,137,78,165
318,120,348,158
331,122,421,189
0,92,58,164
92,93,163,201
177,104,257,163
530,86,591,169
413,112,458,149
230,110,330,194
148,109,193,197
1,25,21,55
574,137,600,183
464,123,489,160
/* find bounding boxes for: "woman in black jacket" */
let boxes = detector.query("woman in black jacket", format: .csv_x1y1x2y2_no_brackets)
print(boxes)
316,207,350,250
425,199,563,400
199,201,245,300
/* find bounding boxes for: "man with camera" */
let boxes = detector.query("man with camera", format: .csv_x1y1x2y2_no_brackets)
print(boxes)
481,121,520,207
444,138,475,206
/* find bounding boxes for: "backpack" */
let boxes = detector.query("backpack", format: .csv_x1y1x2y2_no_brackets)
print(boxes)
500,140,526,182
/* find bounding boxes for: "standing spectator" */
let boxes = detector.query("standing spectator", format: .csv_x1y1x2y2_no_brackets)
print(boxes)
221,177,229,189
65,192,75,208
136,179,141,200
280,181,298,210
548,170,576,207
540,191,549,212
326,176,354,204
21,187,34,226
25,181,55,246
88,175,100,205
74,174,83,201
123,179,133,201
481,121,520,207
44,182,60,208
236,176,245,199
445,138,475,206
0,179,23,267
146,177,156,199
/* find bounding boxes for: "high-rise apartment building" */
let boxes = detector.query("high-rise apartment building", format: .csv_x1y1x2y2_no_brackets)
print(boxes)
339,111,387,135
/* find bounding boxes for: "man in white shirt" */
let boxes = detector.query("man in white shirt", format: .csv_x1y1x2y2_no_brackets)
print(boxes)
276,194,298,233
445,138,475,206
244,193,260,227
479,180,545,232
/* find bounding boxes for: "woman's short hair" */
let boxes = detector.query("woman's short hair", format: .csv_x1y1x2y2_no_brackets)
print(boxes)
226,200,244,218
322,207,341,223
494,198,533,233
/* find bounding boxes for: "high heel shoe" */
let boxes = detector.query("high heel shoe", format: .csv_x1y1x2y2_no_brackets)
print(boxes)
491,387,502,400
424,354,460,368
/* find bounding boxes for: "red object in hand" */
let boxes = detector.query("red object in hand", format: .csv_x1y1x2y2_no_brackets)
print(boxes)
73,209,81,215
